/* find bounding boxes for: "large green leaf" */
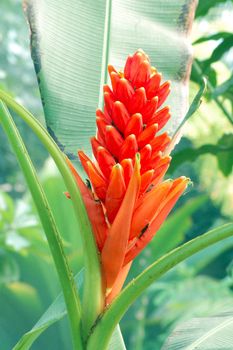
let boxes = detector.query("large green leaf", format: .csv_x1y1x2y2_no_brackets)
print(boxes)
24,0,197,159
13,269,125,350
162,309,233,349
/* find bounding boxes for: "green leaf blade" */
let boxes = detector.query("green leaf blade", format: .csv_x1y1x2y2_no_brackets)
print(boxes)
24,0,197,158
162,310,233,350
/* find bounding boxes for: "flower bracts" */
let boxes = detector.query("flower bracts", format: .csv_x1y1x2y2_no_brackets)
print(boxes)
67,49,189,304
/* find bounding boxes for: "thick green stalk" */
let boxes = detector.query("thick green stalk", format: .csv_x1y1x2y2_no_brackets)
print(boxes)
0,90,103,338
87,223,233,350
0,101,83,349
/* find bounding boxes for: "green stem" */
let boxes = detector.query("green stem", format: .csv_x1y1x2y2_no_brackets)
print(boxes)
193,60,233,125
0,101,83,349
87,223,233,350
0,90,103,338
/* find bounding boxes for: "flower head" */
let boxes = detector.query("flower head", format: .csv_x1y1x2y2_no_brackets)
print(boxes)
67,49,189,304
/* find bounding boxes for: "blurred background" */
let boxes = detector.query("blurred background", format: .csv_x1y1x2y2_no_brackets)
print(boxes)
0,0,233,349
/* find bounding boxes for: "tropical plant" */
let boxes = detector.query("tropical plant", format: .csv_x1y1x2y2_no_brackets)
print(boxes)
0,1,233,349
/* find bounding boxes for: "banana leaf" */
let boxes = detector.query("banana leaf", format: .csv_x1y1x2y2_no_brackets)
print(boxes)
24,0,197,160
162,309,233,349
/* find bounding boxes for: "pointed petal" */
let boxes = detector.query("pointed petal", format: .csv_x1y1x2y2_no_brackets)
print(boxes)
151,156,171,186
119,134,138,161
157,81,171,108
145,73,162,99
115,78,134,103
97,146,116,179
66,158,108,250
148,106,171,131
137,123,158,149
140,144,152,171
91,137,103,160
130,180,173,239
130,50,149,85
120,158,134,187
134,60,151,88
105,125,124,158
124,55,133,80
105,262,132,305
101,155,141,292
112,101,130,133
127,87,147,114
104,91,115,115
141,96,158,123
96,108,111,124
110,71,120,94
87,161,107,201
140,169,154,194
150,132,171,153
96,116,109,143
124,113,143,138
78,150,100,178
105,164,126,223
125,177,189,263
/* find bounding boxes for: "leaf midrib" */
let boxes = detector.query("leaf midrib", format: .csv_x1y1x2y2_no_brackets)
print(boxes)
186,317,233,350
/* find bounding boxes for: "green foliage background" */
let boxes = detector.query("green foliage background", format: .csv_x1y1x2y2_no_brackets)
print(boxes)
0,0,233,349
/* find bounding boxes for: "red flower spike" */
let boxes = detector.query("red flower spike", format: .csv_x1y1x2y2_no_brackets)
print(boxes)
66,49,189,305
124,113,143,138
101,155,141,292
105,164,126,223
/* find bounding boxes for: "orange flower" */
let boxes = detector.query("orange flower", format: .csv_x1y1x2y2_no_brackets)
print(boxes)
67,49,189,305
